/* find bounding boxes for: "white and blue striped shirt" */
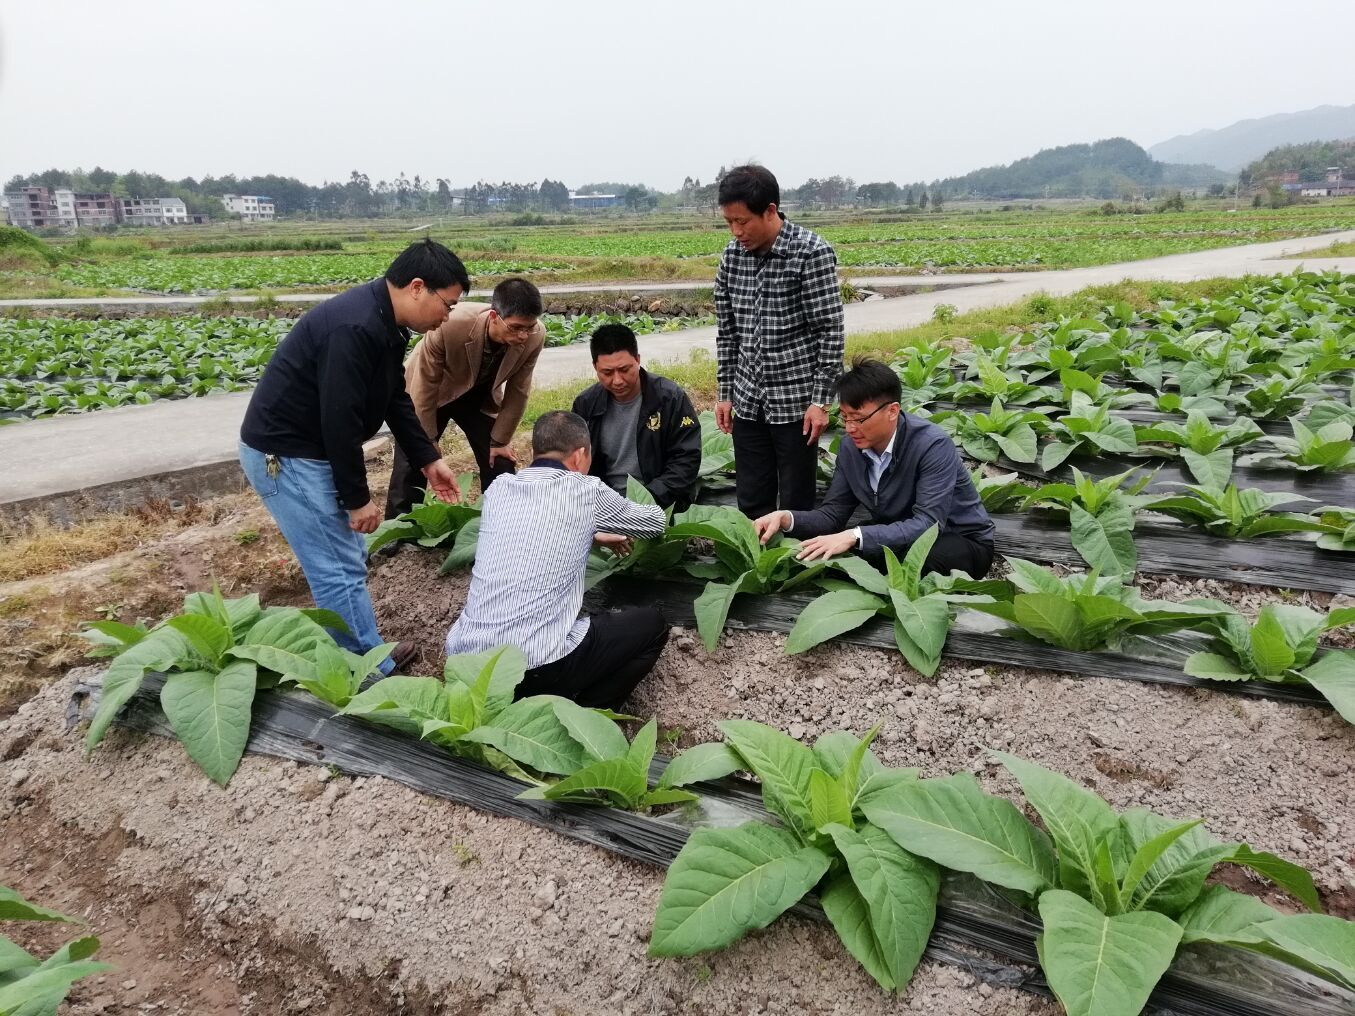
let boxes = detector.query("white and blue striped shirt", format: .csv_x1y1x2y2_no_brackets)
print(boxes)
444,462,667,667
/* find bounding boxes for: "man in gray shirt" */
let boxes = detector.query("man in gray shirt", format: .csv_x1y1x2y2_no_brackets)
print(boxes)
572,325,702,508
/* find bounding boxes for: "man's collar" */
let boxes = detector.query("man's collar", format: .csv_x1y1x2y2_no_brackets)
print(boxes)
372,279,409,347
864,430,897,461
765,216,794,259
528,457,569,471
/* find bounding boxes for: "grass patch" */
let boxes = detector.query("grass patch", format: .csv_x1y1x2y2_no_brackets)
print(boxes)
1280,240,1355,259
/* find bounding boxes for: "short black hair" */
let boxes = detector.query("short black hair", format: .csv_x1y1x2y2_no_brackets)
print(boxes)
718,165,780,215
532,410,592,457
590,323,639,362
491,277,543,319
834,356,902,409
385,239,471,292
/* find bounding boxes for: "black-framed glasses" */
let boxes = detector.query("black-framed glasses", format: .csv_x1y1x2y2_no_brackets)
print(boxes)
428,287,455,314
495,314,537,336
840,402,897,428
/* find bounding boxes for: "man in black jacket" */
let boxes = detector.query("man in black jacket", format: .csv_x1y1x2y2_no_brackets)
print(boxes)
571,324,701,509
239,239,466,674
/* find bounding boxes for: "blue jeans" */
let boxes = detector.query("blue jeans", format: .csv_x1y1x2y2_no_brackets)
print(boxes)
238,442,396,674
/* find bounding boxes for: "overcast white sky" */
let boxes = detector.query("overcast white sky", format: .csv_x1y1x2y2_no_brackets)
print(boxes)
2,0,1351,191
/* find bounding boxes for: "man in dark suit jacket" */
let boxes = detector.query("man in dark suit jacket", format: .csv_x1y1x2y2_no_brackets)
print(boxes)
753,357,996,577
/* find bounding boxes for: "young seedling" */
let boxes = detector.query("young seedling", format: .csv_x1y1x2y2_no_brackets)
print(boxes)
1133,410,1264,488
783,526,1004,676
1040,394,1138,471
1143,483,1326,540
82,587,359,785
969,559,1222,652
650,722,935,992
517,717,698,810
0,885,112,1012
969,467,1033,514
1021,467,1154,577
863,753,1344,1016
1239,419,1355,473
932,398,1050,464
1184,601,1355,724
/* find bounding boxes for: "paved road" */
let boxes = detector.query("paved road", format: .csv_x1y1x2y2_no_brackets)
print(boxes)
3,230,1353,519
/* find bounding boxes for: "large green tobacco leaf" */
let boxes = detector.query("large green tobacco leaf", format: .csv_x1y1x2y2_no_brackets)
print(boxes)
1300,650,1355,725
340,676,449,736
784,589,885,654
550,697,629,763
0,887,79,924
657,742,743,790
693,570,755,651
438,517,482,574
85,626,189,752
443,646,527,724
648,823,831,956
1224,843,1321,912
226,608,333,681
824,823,938,989
1176,885,1279,946
995,753,1119,900
1181,447,1234,489
819,872,896,990
460,695,590,775
518,757,646,807
1249,914,1355,989
1037,889,1183,1016
0,956,112,1015
159,660,258,785
1069,501,1136,577
719,720,818,839
863,773,1057,895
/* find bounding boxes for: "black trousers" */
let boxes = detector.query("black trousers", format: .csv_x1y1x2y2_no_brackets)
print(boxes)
385,384,516,519
515,608,670,711
732,414,818,518
877,532,994,580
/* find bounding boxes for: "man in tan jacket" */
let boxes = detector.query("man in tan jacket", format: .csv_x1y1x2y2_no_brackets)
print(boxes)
385,277,546,517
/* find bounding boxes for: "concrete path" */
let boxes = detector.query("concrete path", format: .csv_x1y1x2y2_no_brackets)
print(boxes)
3,230,1353,521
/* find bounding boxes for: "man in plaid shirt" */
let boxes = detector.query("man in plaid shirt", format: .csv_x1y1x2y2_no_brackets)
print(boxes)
714,165,845,517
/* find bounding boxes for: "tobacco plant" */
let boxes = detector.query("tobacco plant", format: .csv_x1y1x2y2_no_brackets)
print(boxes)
1239,419,1355,473
1183,602,1355,724
783,526,1005,675
1315,505,1355,552
1133,411,1264,488
969,467,1032,514
82,588,375,784
1039,394,1138,471
341,646,633,782
650,721,935,992
970,559,1222,652
1021,467,1154,577
864,752,1347,1016
517,718,699,810
664,505,823,650
932,398,1049,464
1142,483,1325,540
0,886,111,1013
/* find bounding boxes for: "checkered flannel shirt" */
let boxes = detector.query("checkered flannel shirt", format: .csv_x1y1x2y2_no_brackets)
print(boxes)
714,218,845,425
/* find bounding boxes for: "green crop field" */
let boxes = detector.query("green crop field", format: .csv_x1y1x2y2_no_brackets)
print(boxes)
14,204,1353,297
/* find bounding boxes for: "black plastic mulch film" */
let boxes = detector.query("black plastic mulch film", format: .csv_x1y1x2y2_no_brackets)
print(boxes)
99,678,1355,1016
585,577,1330,711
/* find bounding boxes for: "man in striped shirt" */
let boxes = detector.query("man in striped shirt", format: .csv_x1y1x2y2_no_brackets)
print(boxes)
714,165,845,519
444,410,670,709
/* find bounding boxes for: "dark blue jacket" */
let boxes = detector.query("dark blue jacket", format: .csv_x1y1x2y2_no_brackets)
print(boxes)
241,279,440,509
791,412,994,555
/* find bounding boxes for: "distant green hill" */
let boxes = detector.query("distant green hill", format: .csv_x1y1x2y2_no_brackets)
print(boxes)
1243,139,1355,183
932,138,1227,200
